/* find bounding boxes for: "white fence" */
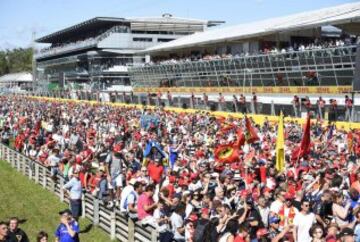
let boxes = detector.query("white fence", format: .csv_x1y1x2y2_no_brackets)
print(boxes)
0,143,158,242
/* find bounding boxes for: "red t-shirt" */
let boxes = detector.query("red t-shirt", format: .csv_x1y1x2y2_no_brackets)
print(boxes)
147,162,163,184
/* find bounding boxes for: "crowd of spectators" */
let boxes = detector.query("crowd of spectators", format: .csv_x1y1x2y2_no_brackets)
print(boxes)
147,38,356,66
37,25,128,58
1,96,360,242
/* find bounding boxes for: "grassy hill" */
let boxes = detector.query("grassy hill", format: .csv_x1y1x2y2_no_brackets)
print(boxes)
0,160,111,242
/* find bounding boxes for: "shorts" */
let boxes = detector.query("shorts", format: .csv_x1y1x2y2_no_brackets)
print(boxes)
111,174,123,188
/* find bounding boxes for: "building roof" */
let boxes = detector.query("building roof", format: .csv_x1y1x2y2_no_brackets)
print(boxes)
128,15,223,27
36,15,224,44
36,17,127,43
142,2,360,54
0,72,33,83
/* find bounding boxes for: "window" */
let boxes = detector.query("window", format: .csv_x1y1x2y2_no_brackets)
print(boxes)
133,37,152,42
157,38,175,43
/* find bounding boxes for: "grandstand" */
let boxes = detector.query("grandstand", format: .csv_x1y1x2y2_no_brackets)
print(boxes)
129,2,360,111
34,15,223,95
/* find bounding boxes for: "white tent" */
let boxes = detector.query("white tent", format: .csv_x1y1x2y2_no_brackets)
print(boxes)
0,72,33,84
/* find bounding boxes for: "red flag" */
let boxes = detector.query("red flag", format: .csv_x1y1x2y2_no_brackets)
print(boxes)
245,117,259,144
234,128,246,148
292,115,311,161
214,143,241,163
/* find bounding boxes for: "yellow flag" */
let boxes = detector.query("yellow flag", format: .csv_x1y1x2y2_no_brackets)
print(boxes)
276,112,285,172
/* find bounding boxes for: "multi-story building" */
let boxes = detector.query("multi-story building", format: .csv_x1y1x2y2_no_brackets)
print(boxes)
129,3,360,112
35,14,223,93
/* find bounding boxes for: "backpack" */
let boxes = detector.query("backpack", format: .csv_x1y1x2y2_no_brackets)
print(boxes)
193,219,209,242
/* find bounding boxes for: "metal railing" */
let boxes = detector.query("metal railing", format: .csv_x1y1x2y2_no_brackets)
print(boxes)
0,143,158,242
129,45,357,88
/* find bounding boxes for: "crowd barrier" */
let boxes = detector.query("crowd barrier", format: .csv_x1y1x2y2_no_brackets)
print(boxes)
29,95,360,131
0,143,158,242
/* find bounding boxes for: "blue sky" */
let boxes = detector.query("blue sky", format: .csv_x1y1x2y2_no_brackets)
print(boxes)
0,0,356,50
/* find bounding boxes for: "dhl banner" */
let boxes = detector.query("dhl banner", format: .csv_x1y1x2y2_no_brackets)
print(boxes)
133,86,352,94
30,95,360,132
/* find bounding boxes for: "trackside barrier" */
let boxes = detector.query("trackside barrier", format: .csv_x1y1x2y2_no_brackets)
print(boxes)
30,95,360,131
0,143,158,242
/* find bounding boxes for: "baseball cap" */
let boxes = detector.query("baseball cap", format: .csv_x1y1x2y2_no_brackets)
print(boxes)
269,216,280,224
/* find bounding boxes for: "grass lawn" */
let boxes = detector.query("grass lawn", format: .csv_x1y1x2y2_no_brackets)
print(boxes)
0,160,111,242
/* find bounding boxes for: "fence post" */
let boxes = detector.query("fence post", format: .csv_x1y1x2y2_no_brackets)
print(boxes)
93,199,99,225
59,178,64,202
28,159,32,180
50,179,55,192
128,218,135,242
151,229,158,242
16,153,21,172
110,209,116,240
22,156,26,175
81,194,86,219
42,167,47,188
35,163,39,184
9,149,14,167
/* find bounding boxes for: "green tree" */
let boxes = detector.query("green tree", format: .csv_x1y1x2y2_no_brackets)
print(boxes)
0,48,33,76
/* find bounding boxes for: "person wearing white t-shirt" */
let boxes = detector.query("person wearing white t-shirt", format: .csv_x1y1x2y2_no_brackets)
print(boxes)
293,199,316,242
170,203,186,242
119,179,137,212
270,189,286,216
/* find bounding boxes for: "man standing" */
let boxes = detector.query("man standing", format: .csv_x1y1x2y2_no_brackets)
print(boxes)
345,95,353,121
63,171,82,221
252,92,258,114
292,95,300,117
167,91,172,106
203,93,208,109
239,94,246,113
55,209,79,242
106,145,124,206
292,199,316,242
7,217,28,242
